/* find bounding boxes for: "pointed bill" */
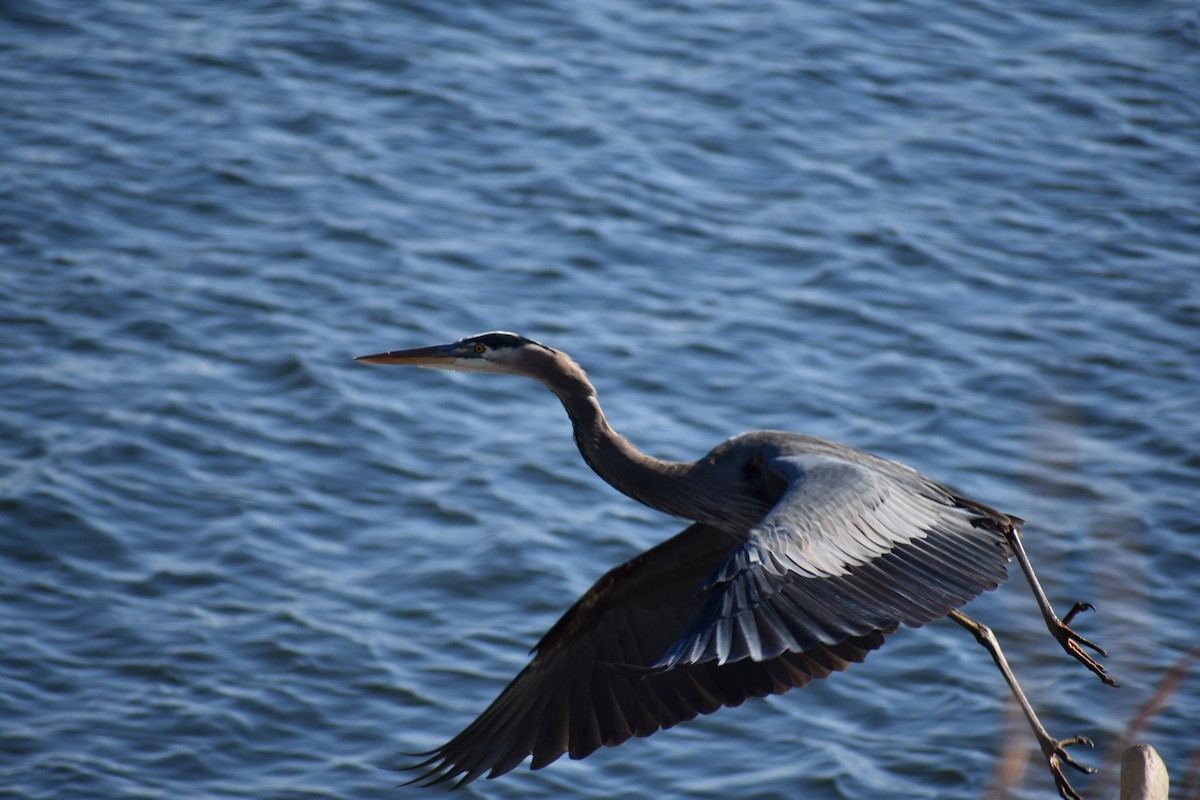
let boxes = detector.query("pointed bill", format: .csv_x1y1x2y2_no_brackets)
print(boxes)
356,343,461,367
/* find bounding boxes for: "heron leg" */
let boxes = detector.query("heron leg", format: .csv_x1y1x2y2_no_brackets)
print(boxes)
948,609,1094,800
1004,528,1117,687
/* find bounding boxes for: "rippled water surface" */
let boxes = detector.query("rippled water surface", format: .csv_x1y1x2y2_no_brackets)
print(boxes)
2,1,1198,798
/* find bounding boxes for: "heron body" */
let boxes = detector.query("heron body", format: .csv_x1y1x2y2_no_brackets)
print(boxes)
357,331,1113,799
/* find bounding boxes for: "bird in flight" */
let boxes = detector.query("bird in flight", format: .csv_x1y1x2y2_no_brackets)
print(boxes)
357,331,1115,800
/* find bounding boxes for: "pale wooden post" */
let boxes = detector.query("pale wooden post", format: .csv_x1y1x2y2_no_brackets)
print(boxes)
1120,744,1168,800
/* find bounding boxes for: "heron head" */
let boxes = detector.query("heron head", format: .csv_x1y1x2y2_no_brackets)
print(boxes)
356,331,557,378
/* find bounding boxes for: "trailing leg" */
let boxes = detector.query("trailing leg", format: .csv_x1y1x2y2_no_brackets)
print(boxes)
948,609,1095,800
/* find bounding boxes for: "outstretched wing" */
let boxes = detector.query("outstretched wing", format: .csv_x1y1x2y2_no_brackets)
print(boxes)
655,454,1015,669
403,522,886,787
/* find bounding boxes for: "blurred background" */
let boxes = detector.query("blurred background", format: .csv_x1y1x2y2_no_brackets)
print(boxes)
1,1,1197,798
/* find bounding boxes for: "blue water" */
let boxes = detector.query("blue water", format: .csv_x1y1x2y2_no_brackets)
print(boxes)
2,1,1198,798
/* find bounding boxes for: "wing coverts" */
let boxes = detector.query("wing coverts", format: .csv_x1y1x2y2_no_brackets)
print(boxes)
406,453,1015,786
656,454,1014,669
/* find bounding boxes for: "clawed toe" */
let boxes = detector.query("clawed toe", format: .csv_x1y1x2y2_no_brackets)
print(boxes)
1053,735,1095,773
1058,603,1106,656
1061,602,1092,628
1045,735,1096,800
1050,603,1118,687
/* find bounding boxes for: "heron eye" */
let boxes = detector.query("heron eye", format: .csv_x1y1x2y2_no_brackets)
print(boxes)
473,344,486,354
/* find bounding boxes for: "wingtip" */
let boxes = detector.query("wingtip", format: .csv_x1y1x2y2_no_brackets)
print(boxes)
383,749,472,790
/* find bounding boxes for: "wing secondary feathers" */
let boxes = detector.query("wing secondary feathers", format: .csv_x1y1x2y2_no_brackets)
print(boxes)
364,338,1098,800
400,522,886,787
400,454,1017,786
655,454,1015,669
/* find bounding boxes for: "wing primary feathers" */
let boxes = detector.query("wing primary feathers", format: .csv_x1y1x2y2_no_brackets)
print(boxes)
396,445,1019,786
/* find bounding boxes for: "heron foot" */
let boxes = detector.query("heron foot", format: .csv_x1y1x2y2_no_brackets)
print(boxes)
1043,734,1095,800
1049,602,1118,687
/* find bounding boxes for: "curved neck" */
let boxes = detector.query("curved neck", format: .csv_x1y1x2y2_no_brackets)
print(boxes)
541,367,702,521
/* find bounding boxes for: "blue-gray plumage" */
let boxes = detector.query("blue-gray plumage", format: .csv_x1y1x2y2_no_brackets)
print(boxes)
356,332,1115,800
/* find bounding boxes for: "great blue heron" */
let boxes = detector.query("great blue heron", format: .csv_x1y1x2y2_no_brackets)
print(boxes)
358,331,1115,799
